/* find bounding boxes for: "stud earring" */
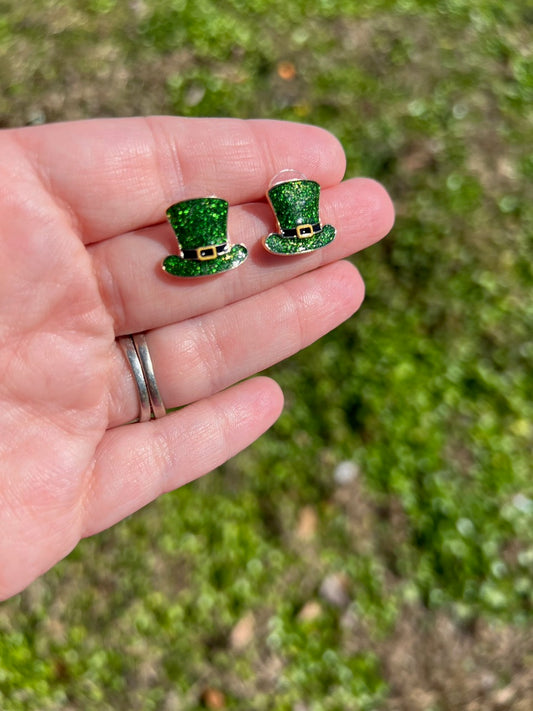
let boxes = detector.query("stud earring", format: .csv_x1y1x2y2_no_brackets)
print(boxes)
263,170,336,256
162,197,248,277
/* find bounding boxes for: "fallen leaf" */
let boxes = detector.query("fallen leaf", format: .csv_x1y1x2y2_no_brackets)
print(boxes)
296,506,318,541
298,600,322,622
201,688,226,709
277,61,296,80
230,612,255,650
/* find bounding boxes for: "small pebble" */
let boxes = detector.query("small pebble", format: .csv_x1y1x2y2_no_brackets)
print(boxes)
333,461,360,485
319,573,350,608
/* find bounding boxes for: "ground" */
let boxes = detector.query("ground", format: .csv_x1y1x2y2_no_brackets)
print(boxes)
0,1,532,709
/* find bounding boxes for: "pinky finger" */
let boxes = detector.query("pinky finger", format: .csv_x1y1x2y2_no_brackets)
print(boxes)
83,377,284,537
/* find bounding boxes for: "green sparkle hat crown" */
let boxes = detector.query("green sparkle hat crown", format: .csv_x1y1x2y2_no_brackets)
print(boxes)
263,179,336,256
162,197,247,277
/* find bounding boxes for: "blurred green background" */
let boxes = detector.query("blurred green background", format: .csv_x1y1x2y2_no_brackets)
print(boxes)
0,0,532,709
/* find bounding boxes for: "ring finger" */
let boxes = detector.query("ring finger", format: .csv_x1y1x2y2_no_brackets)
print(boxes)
107,260,364,426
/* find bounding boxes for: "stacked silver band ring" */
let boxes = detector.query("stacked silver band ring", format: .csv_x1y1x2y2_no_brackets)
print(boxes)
118,334,166,422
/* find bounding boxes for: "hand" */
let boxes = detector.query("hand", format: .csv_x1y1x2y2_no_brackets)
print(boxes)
0,117,394,599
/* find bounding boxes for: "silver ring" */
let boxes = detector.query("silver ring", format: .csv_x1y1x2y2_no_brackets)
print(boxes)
118,336,151,422
132,333,167,419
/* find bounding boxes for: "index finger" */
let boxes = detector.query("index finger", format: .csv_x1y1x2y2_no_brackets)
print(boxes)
11,116,347,244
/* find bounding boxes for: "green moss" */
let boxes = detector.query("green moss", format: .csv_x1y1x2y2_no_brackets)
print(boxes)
1,0,532,708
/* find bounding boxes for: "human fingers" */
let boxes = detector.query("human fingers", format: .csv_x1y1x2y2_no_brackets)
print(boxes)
10,117,346,244
92,177,393,335
84,377,284,536
106,260,364,427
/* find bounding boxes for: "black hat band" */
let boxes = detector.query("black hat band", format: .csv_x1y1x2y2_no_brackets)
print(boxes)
182,243,231,261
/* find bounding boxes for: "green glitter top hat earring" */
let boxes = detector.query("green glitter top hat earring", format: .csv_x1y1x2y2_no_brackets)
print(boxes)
263,171,336,256
162,197,248,277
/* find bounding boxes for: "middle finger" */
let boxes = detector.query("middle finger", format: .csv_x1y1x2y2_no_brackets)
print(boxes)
91,177,393,335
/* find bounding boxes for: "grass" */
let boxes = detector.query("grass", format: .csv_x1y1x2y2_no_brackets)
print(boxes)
0,0,532,709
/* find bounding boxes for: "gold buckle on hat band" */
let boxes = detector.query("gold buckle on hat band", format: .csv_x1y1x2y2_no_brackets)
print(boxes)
281,223,322,239
295,223,314,239
197,245,218,261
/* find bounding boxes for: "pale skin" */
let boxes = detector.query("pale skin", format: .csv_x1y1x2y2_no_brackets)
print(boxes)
0,117,394,600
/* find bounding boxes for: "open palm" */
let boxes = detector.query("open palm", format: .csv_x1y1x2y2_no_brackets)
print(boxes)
0,117,393,600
